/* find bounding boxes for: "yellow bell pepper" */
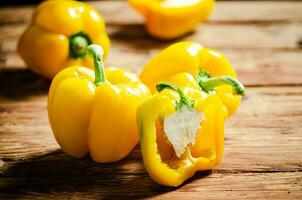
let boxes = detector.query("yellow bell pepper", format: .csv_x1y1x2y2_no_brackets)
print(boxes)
128,0,215,39
140,41,245,117
48,44,150,163
18,0,110,79
137,79,225,187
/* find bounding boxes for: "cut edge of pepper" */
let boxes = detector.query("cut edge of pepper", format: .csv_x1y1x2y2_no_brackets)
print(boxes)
154,82,207,169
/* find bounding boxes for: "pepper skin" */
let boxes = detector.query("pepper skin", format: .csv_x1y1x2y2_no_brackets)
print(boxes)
18,0,110,79
128,0,215,39
137,81,225,187
48,45,150,163
140,41,245,117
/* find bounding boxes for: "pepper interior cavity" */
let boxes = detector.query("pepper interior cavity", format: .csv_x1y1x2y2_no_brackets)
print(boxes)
154,82,205,168
163,107,204,157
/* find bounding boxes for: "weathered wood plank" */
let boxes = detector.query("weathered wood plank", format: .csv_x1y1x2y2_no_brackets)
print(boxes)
1,84,301,172
1,1,302,25
1,47,302,87
0,23,302,86
105,22,302,50
1,171,301,199
1,21,301,49
221,86,302,172
94,1,302,24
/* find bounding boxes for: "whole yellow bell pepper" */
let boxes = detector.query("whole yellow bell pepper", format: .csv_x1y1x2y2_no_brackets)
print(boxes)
140,41,245,117
48,44,150,163
137,79,225,187
128,0,215,39
18,0,110,79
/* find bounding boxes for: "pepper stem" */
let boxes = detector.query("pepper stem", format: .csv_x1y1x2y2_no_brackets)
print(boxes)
69,32,91,58
197,71,245,95
86,44,106,86
156,82,195,110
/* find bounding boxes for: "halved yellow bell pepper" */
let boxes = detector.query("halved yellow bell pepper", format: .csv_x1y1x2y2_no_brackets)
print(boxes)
140,41,245,117
48,44,150,163
137,79,225,187
128,0,215,39
18,0,110,78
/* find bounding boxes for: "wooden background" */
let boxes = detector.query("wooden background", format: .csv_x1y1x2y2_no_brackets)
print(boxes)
0,1,302,199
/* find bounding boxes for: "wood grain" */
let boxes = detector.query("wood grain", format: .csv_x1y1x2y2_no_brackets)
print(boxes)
0,1,302,199
1,171,301,199
0,86,301,171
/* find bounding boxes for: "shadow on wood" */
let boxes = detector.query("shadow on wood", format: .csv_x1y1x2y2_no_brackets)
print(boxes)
0,145,212,199
0,68,50,99
108,24,196,50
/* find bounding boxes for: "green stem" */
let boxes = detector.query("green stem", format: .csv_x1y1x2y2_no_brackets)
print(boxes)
69,32,91,58
86,44,106,86
197,71,245,95
156,82,195,110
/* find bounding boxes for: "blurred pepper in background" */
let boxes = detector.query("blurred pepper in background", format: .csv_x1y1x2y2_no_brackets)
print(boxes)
128,0,215,39
18,0,110,78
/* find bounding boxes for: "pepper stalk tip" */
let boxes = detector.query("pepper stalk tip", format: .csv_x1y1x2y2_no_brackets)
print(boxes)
197,70,246,96
86,44,106,86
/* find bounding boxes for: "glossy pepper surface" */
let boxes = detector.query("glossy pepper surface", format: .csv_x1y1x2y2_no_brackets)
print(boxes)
18,0,110,78
140,41,245,117
48,44,150,163
137,79,225,187
128,0,215,39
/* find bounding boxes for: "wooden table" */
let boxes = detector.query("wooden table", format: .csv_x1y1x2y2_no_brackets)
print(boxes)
0,1,301,199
